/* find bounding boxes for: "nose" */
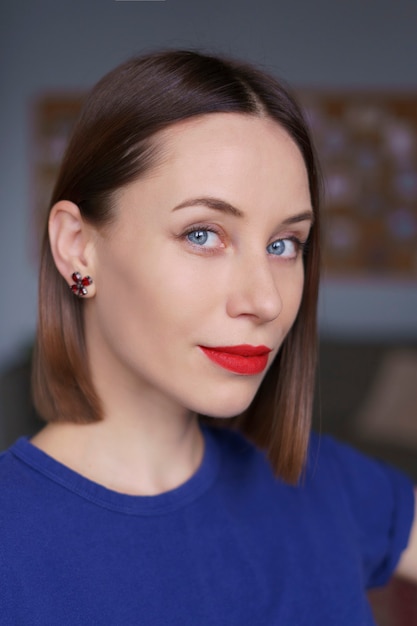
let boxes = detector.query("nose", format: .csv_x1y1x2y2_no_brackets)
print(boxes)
225,252,282,323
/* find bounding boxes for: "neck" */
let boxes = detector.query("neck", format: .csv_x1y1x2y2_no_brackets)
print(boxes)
31,405,204,496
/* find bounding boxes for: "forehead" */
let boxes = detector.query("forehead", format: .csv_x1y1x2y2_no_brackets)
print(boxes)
112,112,312,227
160,112,304,168
149,113,311,204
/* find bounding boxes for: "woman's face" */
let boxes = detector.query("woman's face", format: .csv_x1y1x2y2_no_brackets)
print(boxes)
86,113,313,418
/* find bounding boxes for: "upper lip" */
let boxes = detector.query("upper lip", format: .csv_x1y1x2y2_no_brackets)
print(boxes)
200,344,272,356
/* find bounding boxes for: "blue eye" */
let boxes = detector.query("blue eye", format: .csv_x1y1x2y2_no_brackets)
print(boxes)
267,239,298,258
187,230,209,245
186,229,220,248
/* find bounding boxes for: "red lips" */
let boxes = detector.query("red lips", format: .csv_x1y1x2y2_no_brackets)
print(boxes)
199,344,272,375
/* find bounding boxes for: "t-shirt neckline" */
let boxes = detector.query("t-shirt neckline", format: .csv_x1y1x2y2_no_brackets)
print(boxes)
10,426,220,516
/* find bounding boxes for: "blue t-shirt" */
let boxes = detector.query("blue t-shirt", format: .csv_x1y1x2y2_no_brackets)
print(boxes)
0,427,414,625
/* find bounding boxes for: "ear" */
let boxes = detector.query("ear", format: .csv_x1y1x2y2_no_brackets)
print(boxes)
48,200,97,297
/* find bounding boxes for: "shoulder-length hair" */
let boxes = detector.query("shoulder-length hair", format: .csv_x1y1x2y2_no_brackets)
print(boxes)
32,49,321,484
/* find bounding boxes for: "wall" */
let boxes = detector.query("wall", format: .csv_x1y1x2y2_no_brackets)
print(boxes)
1,0,416,369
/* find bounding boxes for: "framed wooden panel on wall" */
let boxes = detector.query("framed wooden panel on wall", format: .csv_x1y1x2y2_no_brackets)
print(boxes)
298,90,417,279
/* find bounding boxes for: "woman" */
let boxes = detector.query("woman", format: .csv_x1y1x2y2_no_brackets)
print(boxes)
0,49,416,624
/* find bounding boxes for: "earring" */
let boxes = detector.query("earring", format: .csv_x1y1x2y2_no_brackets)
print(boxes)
70,271,93,297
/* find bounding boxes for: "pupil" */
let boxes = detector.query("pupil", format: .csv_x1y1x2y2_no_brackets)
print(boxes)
190,230,208,244
272,240,284,254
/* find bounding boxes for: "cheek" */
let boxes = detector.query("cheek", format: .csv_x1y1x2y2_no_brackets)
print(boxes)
93,243,217,345
146,242,227,314
282,266,305,324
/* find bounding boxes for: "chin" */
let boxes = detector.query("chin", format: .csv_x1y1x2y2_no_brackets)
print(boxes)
191,390,257,420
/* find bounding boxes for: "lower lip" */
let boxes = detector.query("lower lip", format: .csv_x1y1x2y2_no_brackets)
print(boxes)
199,347,270,375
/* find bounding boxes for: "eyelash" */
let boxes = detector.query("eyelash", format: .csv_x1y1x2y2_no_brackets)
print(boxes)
180,225,308,259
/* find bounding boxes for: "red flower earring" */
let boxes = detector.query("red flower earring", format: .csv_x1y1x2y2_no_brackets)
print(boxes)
70,272,93,297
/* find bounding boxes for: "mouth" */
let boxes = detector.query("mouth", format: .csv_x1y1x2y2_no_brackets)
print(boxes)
198,344,272,375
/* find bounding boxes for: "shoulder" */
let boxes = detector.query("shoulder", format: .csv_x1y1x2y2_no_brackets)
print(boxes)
305,432,414,524
209,425,413,493
306,432,415,586
307,431,414,498
0,437,64,525
0,440,36,510
0,441,38,557
0,439,28,491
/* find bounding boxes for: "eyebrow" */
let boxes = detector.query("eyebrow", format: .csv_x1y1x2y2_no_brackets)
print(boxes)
172,196,314,225
281,210,314,226
172,197,243,217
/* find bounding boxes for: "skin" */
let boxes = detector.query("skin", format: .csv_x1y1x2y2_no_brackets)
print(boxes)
31,112,417,581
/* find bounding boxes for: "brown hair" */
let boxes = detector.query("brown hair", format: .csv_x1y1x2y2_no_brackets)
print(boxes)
32,49,321,483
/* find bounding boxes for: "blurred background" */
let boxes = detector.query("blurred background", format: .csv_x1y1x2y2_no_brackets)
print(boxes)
1,1,417,620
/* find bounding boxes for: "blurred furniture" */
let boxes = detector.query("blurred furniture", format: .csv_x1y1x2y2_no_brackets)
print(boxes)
314,338,417,482
0,346,43,451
